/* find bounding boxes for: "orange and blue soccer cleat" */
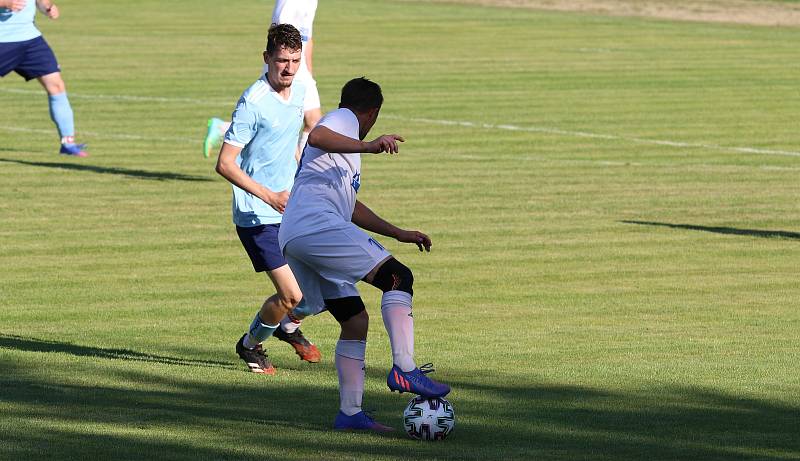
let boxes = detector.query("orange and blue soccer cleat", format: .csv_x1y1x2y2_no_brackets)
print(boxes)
387,363,450,398
273,327,321,363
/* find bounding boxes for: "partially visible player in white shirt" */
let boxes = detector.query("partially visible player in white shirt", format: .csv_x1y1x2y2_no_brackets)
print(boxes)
204,0,321,158
279,77,451,433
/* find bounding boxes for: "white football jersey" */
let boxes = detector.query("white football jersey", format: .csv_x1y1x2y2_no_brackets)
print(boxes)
272,0,317,43
264,0,318,79
279,108,362,248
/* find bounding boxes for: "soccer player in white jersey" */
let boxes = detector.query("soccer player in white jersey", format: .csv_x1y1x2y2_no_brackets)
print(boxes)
204,0,321,158
215,23,320,375
1,0,88,156
279,77,451,432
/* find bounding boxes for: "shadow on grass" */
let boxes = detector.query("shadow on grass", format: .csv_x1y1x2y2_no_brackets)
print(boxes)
2,338,799,460
621,220,800,240
0,333,235,369
0,158,213,182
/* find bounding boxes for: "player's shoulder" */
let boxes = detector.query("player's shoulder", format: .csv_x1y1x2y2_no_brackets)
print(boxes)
241,77,272,105
322,108,357,124
319,108,359,137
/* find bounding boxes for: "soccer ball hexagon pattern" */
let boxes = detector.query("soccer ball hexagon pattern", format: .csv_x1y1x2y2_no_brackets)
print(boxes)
402,396,455,440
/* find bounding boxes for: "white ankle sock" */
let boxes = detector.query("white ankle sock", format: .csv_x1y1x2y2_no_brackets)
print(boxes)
335,339,366,416
381,290,416,372
279,313,302,334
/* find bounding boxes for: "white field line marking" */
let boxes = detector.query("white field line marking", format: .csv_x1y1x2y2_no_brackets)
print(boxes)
0,126,197,143
0,87,230,105
380,115,800,158
2,88,798,157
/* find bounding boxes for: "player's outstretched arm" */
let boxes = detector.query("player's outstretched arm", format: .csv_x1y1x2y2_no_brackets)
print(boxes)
308,126,404,154
352,200,431,252
216,142,289,213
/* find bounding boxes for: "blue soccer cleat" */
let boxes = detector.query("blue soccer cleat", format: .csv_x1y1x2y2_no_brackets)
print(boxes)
333,411,394,433
387,363,450,398
59,142,88,157
203,117,226,158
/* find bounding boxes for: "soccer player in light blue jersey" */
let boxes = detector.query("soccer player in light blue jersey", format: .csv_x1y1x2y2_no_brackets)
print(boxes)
204,0,321,159
0,0,88,156
215,23,320,374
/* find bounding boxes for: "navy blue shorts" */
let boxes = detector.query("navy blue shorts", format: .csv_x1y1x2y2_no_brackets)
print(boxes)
236,224,288,272
0,36,60,81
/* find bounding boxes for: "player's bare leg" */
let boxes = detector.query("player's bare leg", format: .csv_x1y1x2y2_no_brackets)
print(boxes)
236,265,304,374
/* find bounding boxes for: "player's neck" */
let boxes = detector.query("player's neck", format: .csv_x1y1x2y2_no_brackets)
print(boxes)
266,74,292,100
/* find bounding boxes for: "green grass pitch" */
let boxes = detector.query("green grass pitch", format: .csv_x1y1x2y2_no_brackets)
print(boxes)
1,0,799,459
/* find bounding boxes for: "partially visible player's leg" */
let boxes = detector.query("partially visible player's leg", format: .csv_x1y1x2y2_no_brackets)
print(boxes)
284,235,392,432
235,224,305,373
326,296,393,433
298,76,321,151
203,118,230,158
24,37,87,157
366,256,451,398
265,265,322,363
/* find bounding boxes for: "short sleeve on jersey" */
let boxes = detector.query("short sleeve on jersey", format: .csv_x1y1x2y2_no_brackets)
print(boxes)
224,97,258,148
318,109,359,140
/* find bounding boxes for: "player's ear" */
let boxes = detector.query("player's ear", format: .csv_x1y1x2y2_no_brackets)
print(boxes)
262,51,270,64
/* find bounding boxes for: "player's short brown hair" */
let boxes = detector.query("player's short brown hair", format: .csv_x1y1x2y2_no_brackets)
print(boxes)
266,23,302,56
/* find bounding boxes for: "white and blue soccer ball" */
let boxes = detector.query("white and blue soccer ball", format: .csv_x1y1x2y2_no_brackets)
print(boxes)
402,396,455,441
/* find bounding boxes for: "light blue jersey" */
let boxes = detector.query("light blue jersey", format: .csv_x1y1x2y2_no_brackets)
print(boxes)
224,74,305,227
0,2,41,43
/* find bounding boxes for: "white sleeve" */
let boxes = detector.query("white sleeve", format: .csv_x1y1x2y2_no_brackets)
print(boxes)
319,110,359,140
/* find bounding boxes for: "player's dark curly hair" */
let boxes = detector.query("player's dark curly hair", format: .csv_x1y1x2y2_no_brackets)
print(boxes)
339,77,383,112
266,23,302,55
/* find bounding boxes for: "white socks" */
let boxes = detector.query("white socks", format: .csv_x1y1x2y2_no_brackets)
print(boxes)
381,290,416,372
279,312,302,334
335,339,366,416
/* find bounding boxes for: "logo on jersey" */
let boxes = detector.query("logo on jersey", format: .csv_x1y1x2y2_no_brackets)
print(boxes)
351,172,361,192
368,238,385,251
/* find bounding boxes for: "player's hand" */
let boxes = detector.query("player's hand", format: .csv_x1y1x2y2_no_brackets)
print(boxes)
264,189,289,214
7,0,26,12
45,4,58,19
396,230,431,252
366,134,405,154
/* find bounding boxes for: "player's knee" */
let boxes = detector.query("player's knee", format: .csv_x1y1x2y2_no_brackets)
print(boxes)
340,309,369,338
371,258,414,295
41,77,65,95
325,296,366,324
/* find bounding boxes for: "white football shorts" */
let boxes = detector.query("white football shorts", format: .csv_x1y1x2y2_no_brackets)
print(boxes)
283,222,392,313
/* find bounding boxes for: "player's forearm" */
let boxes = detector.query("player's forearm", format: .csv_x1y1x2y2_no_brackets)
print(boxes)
352,200,399,239
307,126,366,154
216,144,273,202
